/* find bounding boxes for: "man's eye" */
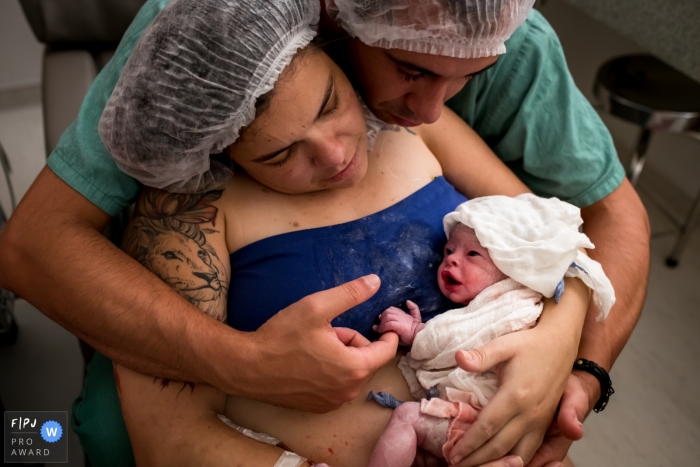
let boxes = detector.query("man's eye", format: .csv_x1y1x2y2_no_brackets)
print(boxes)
398,67,424,82
467,251,481,257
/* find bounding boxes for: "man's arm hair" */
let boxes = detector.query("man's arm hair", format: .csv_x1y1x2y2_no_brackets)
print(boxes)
576,178,650,405
0,167,237,384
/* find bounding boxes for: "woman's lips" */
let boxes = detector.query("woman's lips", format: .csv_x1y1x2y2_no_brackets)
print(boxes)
328,149,358,182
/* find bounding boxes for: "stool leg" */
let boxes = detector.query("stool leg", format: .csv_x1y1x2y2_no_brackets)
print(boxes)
666,188,700,267
628,129,652,187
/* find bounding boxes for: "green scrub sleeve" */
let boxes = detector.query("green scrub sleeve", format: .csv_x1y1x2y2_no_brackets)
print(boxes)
446,10,625,209
46,0,171,217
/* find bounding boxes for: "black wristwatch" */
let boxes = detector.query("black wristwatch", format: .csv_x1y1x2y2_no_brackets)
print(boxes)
572,358,615,412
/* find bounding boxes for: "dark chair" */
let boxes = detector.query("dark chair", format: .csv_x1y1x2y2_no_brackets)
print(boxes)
18,0,147,156
594,54,700,267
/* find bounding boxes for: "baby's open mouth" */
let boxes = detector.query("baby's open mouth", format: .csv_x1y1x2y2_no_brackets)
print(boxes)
442,270,461,286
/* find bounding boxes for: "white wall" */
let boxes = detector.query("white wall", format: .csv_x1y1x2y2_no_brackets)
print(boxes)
0,0,43,91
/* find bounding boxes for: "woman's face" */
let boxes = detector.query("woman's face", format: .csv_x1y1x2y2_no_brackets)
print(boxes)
228,50,368,194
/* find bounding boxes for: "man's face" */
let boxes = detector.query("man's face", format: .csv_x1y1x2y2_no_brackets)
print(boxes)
346,39,498,126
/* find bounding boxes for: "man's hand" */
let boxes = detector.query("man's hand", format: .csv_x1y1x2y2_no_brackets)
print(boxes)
230,274,399,413
373,300,424,346
527,373,591,467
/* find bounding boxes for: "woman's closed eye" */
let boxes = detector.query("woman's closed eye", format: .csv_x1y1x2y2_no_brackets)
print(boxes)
322,89,340,117
266,148,293,167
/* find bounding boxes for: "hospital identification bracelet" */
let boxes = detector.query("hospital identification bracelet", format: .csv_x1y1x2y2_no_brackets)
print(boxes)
572,358,615,412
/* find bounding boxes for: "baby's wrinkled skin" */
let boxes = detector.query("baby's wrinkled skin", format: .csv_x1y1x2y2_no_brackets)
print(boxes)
368,224,508,467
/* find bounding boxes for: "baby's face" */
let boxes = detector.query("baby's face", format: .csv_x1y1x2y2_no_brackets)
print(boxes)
437,225,507,304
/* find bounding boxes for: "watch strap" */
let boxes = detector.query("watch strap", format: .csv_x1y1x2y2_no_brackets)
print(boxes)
573,358,615,412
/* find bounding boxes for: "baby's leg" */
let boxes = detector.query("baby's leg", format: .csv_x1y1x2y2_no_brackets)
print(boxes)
367,402,449,467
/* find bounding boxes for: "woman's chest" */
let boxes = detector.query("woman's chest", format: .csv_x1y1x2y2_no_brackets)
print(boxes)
225,178,467,336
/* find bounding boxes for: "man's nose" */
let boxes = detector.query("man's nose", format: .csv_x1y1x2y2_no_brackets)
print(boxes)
406,82,448,124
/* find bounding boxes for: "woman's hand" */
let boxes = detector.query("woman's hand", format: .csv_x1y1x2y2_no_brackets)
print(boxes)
443,277,590,467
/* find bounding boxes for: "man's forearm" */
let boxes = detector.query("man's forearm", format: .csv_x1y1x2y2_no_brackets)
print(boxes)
577,179,650,402
0,167,239,384
0,168,398,413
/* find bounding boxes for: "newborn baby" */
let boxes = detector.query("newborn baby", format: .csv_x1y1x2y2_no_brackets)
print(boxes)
366,194,616,467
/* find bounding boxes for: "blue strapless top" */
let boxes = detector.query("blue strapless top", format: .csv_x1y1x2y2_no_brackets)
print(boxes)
227,177,467,338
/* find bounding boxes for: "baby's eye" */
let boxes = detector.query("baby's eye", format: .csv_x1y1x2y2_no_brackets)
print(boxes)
445,247,454,255
467,251,481,257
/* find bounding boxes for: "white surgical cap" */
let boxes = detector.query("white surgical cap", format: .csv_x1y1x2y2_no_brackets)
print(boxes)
327,0,535,58
444,194,615,320
99,0,320,193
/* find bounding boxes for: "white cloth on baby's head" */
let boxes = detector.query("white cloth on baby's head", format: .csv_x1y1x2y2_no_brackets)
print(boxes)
400,278,542,408
443,194,615,321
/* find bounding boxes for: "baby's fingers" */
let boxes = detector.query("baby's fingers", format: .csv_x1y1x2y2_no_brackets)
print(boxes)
406,300,422,320
381,306,404,317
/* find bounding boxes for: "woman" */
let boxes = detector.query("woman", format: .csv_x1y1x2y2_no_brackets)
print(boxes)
94,0,589,465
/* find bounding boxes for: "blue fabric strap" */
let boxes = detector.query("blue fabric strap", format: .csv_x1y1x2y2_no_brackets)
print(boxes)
367,391,404,409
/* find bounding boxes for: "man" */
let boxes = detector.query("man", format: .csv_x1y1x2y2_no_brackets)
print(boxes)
0,1,649,466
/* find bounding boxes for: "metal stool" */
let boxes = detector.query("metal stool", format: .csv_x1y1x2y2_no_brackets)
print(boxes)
594,54,700,267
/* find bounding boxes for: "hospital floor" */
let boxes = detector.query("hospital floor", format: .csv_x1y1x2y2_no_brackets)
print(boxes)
1,98,700,467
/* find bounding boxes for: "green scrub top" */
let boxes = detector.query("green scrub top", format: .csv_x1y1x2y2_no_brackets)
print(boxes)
58,2,625,466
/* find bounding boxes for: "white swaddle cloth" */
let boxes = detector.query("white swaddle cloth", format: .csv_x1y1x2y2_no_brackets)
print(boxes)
400,278,542,407
400,194,615,407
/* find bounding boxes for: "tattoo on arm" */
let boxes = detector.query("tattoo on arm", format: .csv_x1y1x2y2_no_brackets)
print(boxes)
123,189,230,323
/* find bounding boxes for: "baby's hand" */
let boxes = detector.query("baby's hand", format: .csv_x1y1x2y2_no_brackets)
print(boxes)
373,300,424,347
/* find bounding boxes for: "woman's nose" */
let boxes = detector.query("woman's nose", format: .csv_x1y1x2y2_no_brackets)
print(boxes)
312,135,346,168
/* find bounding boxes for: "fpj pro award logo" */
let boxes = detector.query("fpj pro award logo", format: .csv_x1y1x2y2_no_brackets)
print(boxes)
4,411,68,463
